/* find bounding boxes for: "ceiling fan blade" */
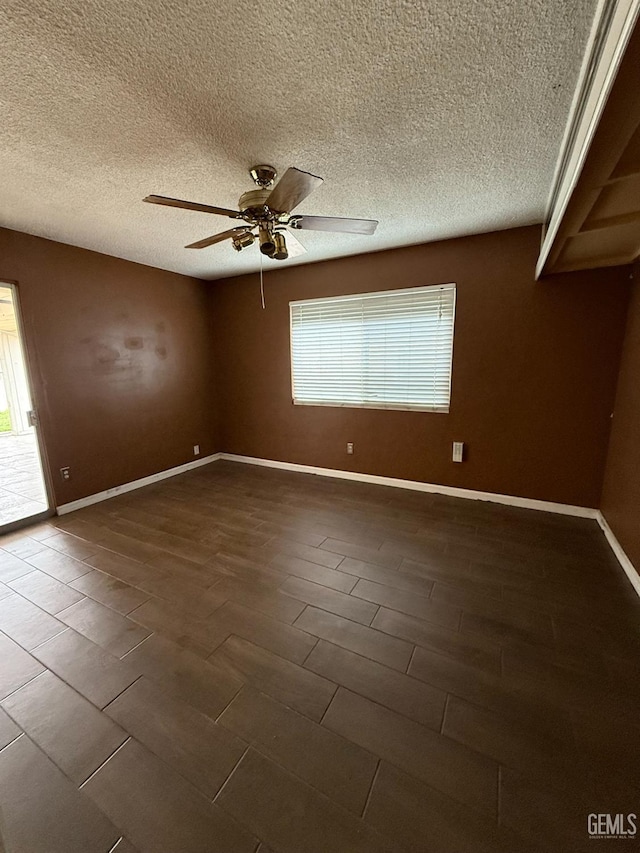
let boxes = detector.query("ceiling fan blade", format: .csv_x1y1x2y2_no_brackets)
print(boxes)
289,214,378,235
266,167,323,214
185,227,250,249
144,195,241,219
282,230,307,258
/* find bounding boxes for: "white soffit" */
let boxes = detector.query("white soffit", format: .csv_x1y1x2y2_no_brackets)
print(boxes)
0,0,598,280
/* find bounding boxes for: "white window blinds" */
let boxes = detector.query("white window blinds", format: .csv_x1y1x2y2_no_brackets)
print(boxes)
290,283,456,412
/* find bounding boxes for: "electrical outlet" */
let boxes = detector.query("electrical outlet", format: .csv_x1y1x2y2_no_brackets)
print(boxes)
452,442,464,463
346,442,354,455
60,467,71,481
193,445,200,456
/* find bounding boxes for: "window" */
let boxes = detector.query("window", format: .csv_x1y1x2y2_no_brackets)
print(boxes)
290,283,456,412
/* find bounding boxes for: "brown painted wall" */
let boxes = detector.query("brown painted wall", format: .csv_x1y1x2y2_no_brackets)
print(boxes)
211,226,630,508
602,260,640,568
0,226,219,506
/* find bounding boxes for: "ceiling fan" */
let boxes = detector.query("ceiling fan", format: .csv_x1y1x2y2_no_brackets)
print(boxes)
143,165,378,261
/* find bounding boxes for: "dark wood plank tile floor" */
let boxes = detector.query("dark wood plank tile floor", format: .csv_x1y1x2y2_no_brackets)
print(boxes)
1,460,639,852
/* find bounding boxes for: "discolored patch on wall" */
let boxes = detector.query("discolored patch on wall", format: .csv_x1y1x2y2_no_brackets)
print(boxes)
93,343,125,373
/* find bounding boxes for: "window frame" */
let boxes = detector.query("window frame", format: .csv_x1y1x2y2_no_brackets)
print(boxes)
289,283,456,414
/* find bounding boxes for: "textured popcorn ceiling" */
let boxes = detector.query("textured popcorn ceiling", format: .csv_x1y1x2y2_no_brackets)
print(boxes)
0,0,597,280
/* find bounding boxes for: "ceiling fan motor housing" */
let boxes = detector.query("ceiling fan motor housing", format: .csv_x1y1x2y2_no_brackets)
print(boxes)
238,189,272,219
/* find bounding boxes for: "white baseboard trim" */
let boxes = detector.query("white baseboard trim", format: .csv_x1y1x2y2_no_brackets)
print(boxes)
54,449,639,601
56,453,222,515
218,453,599,519
596,511,640,599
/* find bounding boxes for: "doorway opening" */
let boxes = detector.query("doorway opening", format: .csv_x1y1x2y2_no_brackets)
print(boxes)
0,282,51,529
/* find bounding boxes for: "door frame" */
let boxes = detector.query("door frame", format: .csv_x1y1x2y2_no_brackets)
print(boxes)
0,279,56,532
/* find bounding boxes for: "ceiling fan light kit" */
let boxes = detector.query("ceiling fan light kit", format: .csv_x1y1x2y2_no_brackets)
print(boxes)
143,165,378,263
231,231,255,252
272,231,288,260
258,222,276,257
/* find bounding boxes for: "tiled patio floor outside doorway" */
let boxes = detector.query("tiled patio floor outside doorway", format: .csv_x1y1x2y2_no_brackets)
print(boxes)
0,432,48,527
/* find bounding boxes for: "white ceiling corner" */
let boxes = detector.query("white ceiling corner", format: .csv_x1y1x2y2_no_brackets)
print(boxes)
0,0,599,280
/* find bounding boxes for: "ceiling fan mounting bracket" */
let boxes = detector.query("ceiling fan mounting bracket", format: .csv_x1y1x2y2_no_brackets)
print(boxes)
249,165,277,188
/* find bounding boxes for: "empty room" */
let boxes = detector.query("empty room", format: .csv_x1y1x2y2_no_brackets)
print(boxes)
0,1,639,851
